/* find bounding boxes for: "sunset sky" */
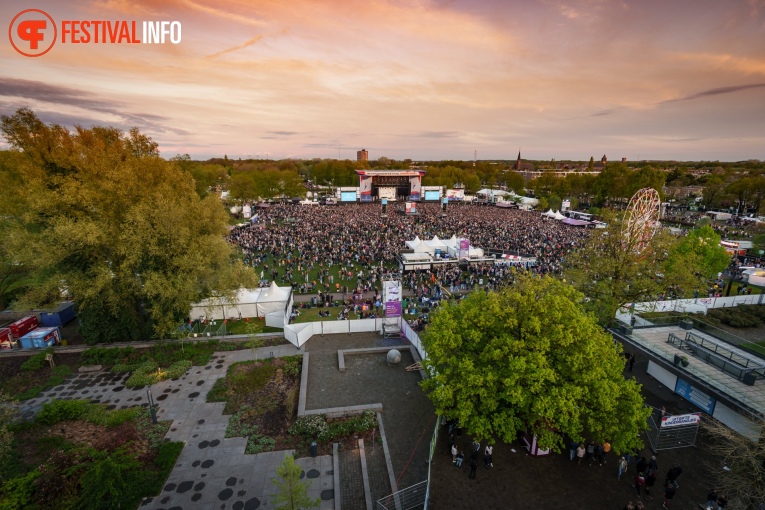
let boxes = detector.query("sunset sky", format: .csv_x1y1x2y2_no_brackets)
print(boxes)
2,0,765,161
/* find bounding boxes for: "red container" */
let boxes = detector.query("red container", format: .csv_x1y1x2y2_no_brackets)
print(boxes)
8,316,39,339
0,328,12,349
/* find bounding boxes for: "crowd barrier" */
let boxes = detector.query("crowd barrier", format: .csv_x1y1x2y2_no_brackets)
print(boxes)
622,293,764,317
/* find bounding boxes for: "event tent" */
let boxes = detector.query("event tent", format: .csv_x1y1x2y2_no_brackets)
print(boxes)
189,282,292,320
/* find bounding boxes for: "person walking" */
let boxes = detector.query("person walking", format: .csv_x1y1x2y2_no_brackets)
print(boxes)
585,440,596,466
634,472,646,498
629,353,636,371
451,444,458,463
595,442,604,466
484,445,493,468
644,470,656,498
663,482,676,509
716,493,728,509
601,440,611,465
706,488,717,509
618,456,628,481
455,451,464,468
636,456,648,475
666,464,683,488
647,456,658,478
576,443,586,464
569,440,578,461
469,458,478,479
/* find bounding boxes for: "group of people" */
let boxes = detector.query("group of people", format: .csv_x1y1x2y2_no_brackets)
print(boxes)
229,203,591,291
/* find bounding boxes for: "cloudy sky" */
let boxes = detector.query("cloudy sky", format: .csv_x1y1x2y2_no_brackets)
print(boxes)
2,0,765,161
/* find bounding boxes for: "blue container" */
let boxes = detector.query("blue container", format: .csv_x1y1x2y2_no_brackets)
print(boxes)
19,327,61,349
39,302,77,327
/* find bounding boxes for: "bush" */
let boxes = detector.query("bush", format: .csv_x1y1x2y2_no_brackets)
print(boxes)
225,407,260,438
0,469,39,510
283,356,302,378
124,361,158,388
289,411,377,444
80,346,138,367
36,399,90,425
20,349,53,372
84,405,140,428
289,415,329,440
165,360,192,379
246,435,276,454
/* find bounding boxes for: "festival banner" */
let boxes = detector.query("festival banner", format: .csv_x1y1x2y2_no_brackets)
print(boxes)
360,175,373,202
383,280,402,317
409,175,421,200
459,239,470,261
660,412,701,428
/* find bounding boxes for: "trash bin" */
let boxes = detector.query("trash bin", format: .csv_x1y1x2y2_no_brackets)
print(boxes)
310,442,318,457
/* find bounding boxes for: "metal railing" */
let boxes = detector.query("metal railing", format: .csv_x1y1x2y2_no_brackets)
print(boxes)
377,480,427,510
666,332,765,382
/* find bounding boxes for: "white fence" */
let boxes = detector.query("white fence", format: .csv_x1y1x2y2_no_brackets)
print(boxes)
622,294,764,317
282,318,386,348
399,319,427,361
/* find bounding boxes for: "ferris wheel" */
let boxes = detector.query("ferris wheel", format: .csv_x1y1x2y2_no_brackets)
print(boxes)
623,188,662,252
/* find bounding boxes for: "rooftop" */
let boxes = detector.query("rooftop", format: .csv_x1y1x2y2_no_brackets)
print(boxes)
624,324,765,416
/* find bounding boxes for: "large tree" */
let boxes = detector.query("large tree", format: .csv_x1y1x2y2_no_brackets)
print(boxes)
563,213,728,325
0,108,257,343
421,274,650,454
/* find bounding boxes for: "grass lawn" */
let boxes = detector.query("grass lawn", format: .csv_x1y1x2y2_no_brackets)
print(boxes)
743,342,765,357
249,252,397,292
224,318,283,335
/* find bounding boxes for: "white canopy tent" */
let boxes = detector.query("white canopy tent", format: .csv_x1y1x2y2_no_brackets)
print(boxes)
423,236,447,253
553,211,566,220
189,282,292,320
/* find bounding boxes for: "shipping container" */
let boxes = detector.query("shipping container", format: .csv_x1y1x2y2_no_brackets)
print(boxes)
19,327,60,349
8,315,39,339
0,328,13,349
38,301,77,327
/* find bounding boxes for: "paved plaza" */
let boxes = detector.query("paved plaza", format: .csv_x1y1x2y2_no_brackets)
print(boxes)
16,332,434,510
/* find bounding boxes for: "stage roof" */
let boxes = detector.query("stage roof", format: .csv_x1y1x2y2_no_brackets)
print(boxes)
356,170,426,177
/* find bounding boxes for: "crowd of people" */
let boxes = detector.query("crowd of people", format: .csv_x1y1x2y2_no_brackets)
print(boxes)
229,203,591,291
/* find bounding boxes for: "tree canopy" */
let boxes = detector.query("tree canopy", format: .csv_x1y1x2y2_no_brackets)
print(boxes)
421,274,649,454
563,213,729,324
0,108,257,343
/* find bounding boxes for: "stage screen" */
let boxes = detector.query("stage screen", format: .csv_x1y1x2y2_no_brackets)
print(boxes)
424,190,440,201
341,191,357,202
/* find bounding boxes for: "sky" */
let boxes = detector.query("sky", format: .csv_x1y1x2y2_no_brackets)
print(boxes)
1,0,765,162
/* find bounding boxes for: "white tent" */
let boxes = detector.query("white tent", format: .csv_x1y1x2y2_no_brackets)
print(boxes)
553,211,566,220
543,209,557,218
405,236,423,250
424,236,447,252
189,283,292,320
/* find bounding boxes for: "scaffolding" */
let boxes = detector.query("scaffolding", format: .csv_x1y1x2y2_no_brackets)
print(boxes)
645,413,700,452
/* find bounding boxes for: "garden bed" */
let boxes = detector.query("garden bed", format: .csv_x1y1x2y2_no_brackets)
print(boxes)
1,400,182,509
207,357,379,457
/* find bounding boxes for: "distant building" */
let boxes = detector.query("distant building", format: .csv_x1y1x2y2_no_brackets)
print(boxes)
593,154,607,171
357,149,369,162
514,151,535,172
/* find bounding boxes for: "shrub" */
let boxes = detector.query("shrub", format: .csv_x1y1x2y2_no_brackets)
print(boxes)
283,356,302,378
36,399,90,425
124,361,158,388
246,435,276,454
20,349,53,372
80,346,138,367
289,415,329,440
84,405,140,428
47,365,72,386
225,407,260,438
0,469,39,510
111,363,143,373
165,360,192,379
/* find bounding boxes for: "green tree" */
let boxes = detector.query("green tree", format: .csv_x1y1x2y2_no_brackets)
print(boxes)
563,212,708,324
664,225,730,282
702,176,726,209
0,108,257,343
588,156,594,171
420,274,649,453
272,455,319,510
727,177,756,214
